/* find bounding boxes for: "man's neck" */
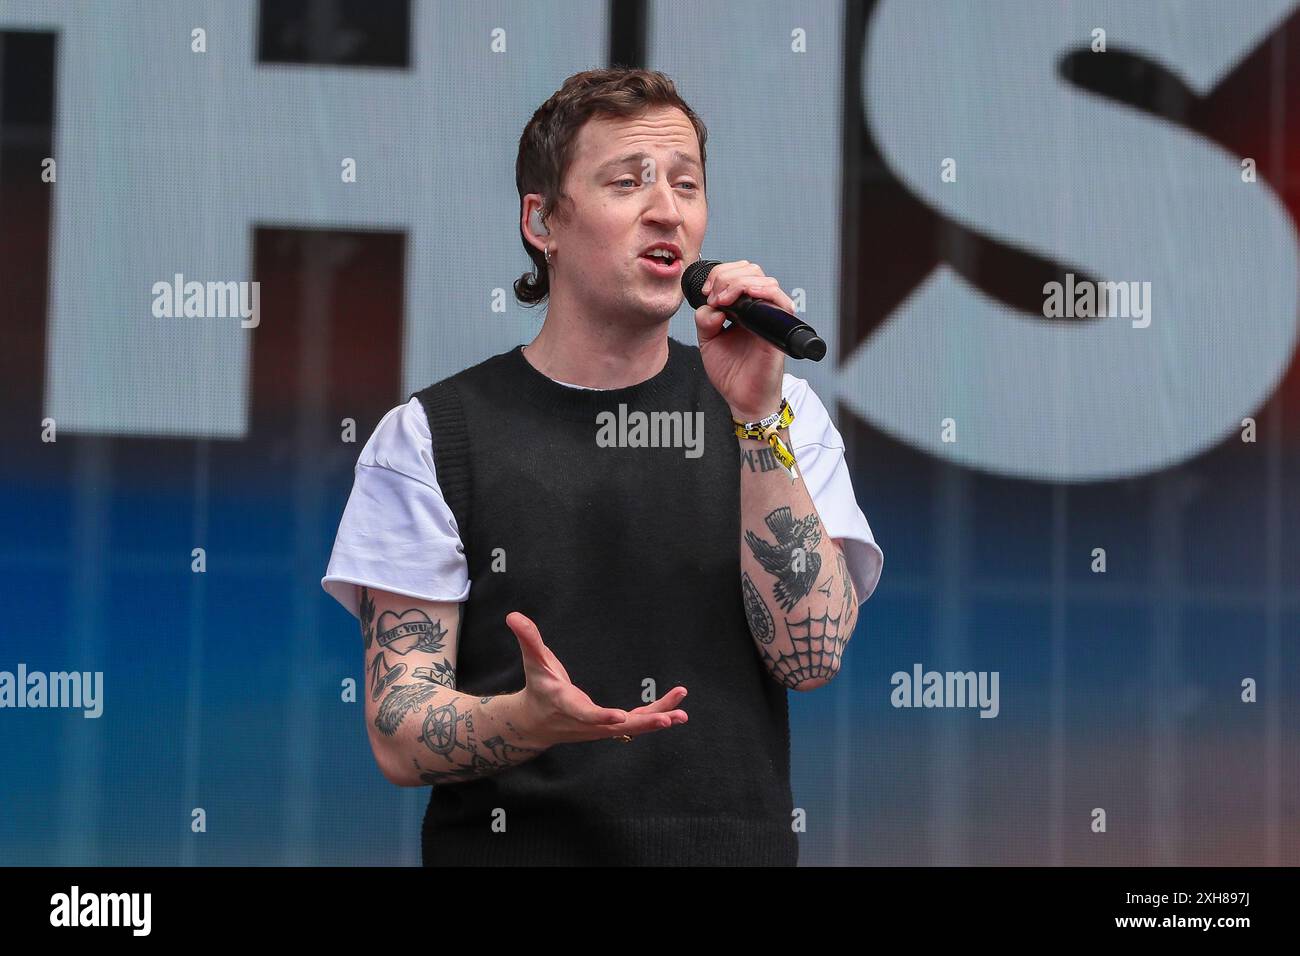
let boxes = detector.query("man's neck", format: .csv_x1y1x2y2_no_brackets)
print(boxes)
523,297,671,389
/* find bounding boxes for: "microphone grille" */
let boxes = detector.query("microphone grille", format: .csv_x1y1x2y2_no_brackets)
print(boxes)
681,259,721,308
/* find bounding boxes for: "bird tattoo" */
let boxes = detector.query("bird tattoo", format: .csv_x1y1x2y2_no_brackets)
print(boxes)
744,506,823,611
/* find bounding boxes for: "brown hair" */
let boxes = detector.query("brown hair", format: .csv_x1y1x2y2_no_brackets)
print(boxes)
513,68,708,306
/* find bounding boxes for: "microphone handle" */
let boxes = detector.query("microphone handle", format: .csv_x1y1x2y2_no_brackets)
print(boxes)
724,294,827,362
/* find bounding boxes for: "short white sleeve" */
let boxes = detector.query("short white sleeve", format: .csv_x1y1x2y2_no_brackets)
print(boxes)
783,374,885,604
321,398,470,620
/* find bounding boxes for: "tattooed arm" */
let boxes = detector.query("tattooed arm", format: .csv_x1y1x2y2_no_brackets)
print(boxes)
738,431,859,691
359,586,547,787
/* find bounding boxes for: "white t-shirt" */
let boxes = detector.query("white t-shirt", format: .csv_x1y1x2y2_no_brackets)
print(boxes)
322,369,884,619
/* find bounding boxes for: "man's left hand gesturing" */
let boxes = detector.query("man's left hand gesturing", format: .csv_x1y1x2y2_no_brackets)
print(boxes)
692,260,794,423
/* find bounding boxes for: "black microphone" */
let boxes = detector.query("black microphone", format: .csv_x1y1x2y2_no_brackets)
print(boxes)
681,259,826,361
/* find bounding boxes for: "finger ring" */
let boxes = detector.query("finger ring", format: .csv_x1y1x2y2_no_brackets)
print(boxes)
614,734,632,743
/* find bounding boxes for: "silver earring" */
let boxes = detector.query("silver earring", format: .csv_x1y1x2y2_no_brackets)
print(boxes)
544,245,552,266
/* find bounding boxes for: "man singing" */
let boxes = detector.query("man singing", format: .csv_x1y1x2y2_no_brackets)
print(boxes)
322,67,883,866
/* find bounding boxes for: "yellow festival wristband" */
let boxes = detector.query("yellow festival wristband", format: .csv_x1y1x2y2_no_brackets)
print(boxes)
733,398,798,478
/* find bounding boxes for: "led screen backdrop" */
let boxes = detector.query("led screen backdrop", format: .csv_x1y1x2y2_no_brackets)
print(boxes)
1,0,1297,865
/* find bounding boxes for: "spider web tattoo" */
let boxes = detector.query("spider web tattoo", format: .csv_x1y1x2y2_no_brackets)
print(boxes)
758,607,849,688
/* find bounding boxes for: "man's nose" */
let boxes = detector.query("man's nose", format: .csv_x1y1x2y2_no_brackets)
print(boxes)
642,177,685,226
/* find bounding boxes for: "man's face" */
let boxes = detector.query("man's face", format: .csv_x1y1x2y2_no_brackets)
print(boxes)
548,106,706,324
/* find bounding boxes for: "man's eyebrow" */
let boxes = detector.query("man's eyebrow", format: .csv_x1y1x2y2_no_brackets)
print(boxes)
594,150,702,174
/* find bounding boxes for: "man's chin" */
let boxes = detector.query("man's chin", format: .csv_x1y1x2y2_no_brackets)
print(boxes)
631,291,685,324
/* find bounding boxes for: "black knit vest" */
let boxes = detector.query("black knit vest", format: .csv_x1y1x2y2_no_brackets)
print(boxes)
410,336,797,866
